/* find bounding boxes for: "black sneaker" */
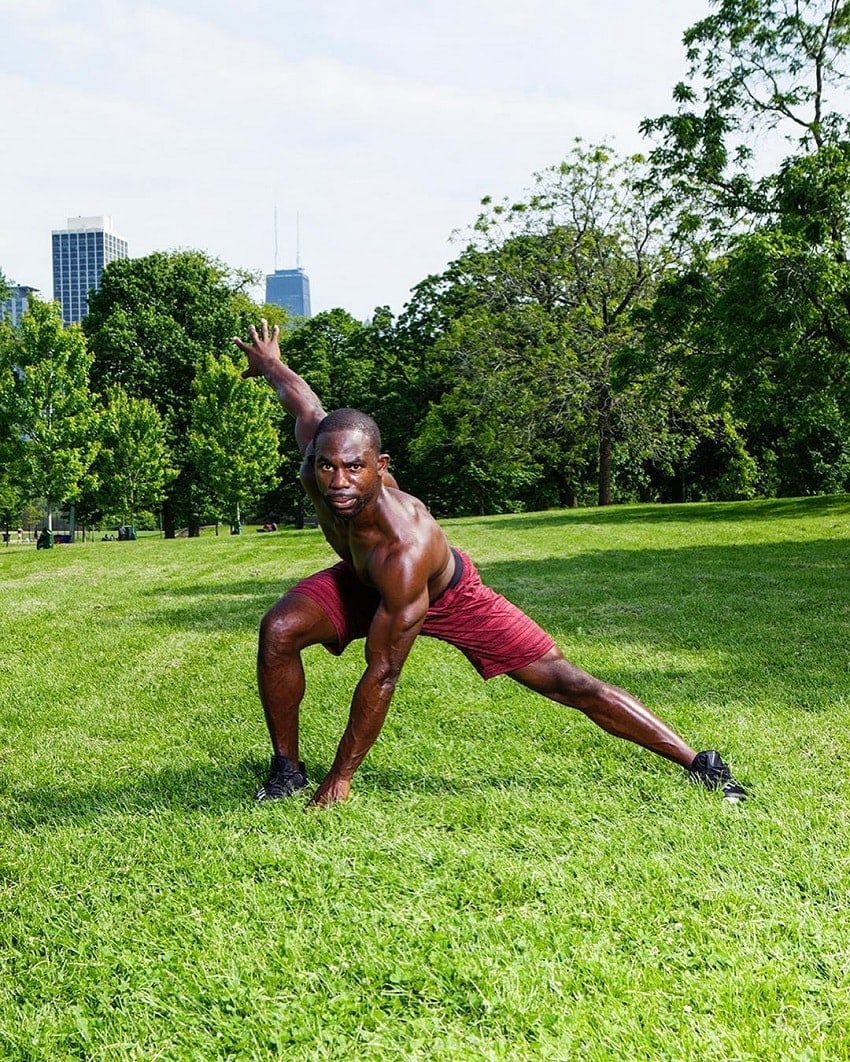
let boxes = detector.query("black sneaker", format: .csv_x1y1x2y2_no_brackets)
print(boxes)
255,755,308,801
689,750,747,802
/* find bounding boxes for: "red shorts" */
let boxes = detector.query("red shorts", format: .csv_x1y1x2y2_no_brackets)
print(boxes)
289,549,555,679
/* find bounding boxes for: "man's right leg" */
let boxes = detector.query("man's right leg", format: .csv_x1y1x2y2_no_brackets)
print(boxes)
255,590,338,800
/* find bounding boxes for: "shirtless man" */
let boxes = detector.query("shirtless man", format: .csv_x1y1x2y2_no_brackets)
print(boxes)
234,320,746,809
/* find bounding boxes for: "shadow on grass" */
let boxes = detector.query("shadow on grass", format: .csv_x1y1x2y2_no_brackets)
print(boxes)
4,755,589,830
2,758,260,828
126,536,849,659
451,494,849,530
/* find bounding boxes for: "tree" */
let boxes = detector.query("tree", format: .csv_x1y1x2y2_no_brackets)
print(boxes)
640,2,850,497
401,143,678,510
84,251,263,535
0,312,20,527
641,0,850,240
652,226,850,496
188,354,281,531
0,298,99,530
94,386,176,528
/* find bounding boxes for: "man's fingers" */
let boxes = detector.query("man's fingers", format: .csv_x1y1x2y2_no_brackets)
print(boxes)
234,321,276,357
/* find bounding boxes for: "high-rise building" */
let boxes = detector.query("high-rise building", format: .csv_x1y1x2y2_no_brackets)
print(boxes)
1,284,39,326
52,216,128,325
265,267,312,319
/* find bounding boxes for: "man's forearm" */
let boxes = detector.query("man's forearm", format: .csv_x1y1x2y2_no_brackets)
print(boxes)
329,671,399,780
262,361,324,421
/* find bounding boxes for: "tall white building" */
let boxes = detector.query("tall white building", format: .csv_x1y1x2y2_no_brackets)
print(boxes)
52,216,128,325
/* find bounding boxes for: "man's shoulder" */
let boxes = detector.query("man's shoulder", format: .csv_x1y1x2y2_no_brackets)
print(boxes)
384,485,436,522
299,457,320,493
375,497,449,577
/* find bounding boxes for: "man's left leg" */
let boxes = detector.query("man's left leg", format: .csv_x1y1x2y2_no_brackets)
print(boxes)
509,646,746,798
510,646,695,764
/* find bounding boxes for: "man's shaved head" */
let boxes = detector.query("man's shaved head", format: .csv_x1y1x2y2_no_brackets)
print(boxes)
313,408,382,453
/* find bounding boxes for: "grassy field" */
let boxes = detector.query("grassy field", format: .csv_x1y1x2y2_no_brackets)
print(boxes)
1,495,848,1061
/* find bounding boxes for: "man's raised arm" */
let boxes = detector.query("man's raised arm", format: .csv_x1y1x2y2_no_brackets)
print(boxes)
234,318,326,455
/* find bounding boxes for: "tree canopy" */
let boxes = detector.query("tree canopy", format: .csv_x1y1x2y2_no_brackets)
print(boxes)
188,354,281,530
0,299,100,530
84,250,267,534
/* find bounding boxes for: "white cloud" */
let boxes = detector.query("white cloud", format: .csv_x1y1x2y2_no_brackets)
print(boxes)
1,0,708,318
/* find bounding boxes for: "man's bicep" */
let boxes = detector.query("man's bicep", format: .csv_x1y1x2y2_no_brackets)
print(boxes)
365,559,430,664
294,409,326,455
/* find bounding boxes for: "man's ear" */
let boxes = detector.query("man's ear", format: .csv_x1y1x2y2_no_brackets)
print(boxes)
377,452,390,475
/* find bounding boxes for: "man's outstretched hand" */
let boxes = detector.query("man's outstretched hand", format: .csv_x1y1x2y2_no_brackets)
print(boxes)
233,318,282,380
305,773,351,811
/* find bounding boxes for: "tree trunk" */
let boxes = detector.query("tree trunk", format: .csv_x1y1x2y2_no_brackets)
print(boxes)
674,465,687,503
163,498,176,539
597,396,613,507
555,470,578,508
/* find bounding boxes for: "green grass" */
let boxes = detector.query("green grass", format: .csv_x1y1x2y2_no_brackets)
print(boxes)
1,496,848,1060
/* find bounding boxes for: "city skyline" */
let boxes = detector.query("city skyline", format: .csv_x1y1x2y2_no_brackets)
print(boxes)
3,216,311,324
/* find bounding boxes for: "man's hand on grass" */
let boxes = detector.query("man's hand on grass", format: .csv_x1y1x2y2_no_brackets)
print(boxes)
305,774,351,811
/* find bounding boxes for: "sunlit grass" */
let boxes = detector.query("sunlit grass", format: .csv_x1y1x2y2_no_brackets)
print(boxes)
1,496,848,1059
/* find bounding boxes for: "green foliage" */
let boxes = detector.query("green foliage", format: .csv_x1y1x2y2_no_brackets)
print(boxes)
188,353,281,526
642,0,850,239
0,298,99,527
638,2,850,499
93,386,176,526
399,143,684,510
648,218,850,497
85,250,246,427
84,250,259,533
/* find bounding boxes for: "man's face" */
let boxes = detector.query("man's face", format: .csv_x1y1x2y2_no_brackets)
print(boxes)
314,429,388,520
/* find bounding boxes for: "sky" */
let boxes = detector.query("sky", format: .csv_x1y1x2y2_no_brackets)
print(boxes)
1,0,710,321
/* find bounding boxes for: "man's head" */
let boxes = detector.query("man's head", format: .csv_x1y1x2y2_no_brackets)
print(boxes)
313,408,382,452
313,409,388,520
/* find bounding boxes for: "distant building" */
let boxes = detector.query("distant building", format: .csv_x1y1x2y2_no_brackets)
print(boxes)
265,267,312,319
1,284,39,326
52,216,128,325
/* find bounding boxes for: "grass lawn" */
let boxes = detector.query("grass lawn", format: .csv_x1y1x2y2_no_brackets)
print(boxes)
1,495,848,1060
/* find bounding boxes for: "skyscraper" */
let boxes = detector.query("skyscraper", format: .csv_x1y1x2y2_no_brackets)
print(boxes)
52,216,128,325
1,284,39,326
265,267,312,319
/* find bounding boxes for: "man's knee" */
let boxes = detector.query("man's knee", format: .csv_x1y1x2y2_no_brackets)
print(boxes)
259,594,329,661
513,649,608,706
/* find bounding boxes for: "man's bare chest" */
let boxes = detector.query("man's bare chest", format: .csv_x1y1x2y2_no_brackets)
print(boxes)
317,515,378,586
